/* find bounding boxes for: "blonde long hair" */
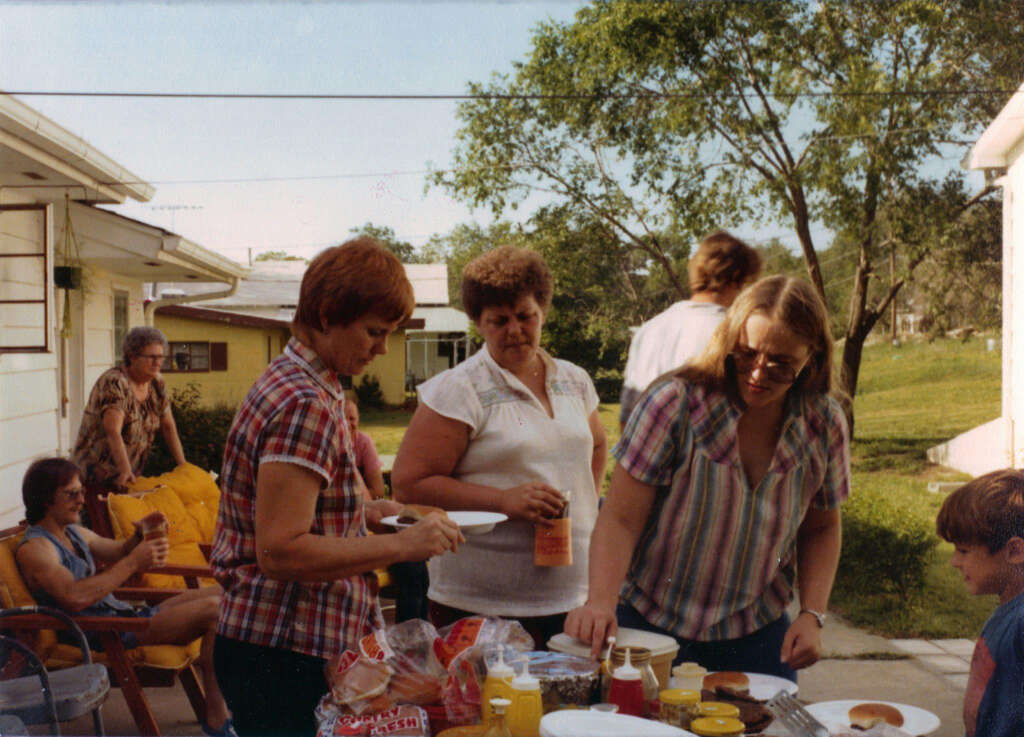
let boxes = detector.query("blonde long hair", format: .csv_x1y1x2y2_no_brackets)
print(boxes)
681,275,834,398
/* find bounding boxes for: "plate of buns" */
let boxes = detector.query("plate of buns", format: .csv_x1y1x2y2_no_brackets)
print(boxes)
703,670,797,700
382,505,508,535
804,700,940,735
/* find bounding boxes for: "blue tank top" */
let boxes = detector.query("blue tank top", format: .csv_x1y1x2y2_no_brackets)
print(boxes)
20,525,134,615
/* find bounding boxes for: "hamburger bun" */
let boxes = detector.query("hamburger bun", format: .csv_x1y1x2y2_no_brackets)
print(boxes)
396,504,448,524
702,671,750,693
849,702,904,729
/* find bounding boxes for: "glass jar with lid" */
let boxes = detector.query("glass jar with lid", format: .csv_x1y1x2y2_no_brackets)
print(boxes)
690,716,745,736
658,689,701,729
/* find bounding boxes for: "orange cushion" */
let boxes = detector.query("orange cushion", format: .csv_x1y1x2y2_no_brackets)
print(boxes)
48,637,201,670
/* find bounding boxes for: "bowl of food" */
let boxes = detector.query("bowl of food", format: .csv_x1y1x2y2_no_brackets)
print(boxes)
525,651,600,711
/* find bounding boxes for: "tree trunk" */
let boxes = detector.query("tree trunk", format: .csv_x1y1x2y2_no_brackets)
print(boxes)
787,184,826,299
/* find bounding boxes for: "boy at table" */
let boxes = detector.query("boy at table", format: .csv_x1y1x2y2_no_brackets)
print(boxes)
936,469,1024,737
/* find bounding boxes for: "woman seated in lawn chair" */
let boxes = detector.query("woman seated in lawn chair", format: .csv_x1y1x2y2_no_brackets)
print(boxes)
14,457,236,737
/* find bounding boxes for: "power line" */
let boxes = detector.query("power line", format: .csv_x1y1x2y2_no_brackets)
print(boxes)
2,87,1018,101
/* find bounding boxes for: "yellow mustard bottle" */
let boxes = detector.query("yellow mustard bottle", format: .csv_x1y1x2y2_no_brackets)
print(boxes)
481,648,515,722
506,662,543,737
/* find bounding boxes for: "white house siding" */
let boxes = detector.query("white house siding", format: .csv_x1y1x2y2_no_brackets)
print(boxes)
1005,137,1024,467
0,199,58,527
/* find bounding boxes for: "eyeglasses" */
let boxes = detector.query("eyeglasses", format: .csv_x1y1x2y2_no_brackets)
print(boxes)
59,487,85,501
731,347,801,385
138,354,165,363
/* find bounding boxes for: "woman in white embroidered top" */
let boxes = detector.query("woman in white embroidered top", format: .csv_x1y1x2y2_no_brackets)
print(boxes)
392,245,608,647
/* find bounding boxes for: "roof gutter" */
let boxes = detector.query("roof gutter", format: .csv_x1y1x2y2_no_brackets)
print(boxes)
0,94,155,202
145,276,242,327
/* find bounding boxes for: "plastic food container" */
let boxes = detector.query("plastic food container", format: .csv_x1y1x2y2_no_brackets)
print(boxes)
658,689,700,729
690,716,745,736
547,628,680,690
670,662,707,691
697,702,741,719
525,652,600,710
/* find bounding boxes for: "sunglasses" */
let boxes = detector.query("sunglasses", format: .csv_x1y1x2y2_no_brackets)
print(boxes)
59,487,85,501
731,347,801,385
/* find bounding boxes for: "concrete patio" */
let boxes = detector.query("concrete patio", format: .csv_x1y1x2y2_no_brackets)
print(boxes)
36,608,969,737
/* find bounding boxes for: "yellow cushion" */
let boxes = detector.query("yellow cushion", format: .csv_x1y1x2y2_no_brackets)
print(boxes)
0,533,57,655
108,487,201,546
139,542,216,589
376,569,393,589
47,638,201,670
127,464,220,543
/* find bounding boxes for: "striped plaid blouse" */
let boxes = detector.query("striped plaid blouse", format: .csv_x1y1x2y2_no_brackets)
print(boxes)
212,338,381,659
614,376,850,642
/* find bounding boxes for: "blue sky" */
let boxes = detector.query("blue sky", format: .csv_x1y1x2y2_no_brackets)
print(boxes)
1,1,990,268
0,1,585,263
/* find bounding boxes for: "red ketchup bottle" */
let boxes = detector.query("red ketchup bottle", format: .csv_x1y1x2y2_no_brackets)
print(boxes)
607,647,645,717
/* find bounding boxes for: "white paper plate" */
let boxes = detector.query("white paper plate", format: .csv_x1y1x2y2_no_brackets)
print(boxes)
540,709,693,737
805,700,941,735
703,671,797,700
380,510,508,535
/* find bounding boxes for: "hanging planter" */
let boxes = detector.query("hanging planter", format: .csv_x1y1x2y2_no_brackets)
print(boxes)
54,265,82,289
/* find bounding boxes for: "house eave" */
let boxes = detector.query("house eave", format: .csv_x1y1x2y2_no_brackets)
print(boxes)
0,94,155,203
967,82,1024,170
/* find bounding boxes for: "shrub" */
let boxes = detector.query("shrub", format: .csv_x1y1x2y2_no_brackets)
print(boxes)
355,374,386,409
143,383,236,478
837,482,939,599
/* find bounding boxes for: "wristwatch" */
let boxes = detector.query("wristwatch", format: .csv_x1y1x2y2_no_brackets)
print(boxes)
799,608,826,628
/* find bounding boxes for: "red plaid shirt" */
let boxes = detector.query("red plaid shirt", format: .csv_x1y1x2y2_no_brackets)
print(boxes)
212,338,381,658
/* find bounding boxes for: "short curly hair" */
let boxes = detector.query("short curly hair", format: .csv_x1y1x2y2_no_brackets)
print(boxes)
123,326,168,365
460,246,553,321
688,230,762,294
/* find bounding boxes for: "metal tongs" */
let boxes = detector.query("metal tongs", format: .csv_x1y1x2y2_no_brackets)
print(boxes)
767,690,829,737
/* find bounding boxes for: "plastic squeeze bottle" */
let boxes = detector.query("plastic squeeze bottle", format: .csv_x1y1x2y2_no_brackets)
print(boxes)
483,697,513,737
607,647,644,717
481,648,515,722
506,662,543,737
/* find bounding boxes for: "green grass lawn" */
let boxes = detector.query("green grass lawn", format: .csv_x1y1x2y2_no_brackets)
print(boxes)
362,335,1003,638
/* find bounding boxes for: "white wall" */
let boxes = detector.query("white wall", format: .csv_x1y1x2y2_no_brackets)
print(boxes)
1005,139,1024,468
0,198,58,527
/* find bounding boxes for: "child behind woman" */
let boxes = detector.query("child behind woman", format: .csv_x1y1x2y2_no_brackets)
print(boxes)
936,469,1024,737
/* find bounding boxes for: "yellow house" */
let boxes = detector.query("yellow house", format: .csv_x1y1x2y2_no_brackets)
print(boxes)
154,303,419,407
154,304,291,408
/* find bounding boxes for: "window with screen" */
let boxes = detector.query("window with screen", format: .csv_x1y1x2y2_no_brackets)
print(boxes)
0,205,49,353
164,341,227,372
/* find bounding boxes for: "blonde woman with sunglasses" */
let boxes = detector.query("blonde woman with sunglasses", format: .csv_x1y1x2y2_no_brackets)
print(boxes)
566,276,850,684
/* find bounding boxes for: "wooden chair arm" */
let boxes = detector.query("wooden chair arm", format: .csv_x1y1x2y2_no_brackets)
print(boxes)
148,563,212,577
0,613,150,632
114,587,184,604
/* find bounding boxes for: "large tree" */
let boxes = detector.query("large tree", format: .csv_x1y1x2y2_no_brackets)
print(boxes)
433,0,1021,426
349,222,421,263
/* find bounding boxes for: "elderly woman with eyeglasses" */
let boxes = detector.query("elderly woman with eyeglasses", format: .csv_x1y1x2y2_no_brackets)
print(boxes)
565,276,850,682
72,326,186,490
